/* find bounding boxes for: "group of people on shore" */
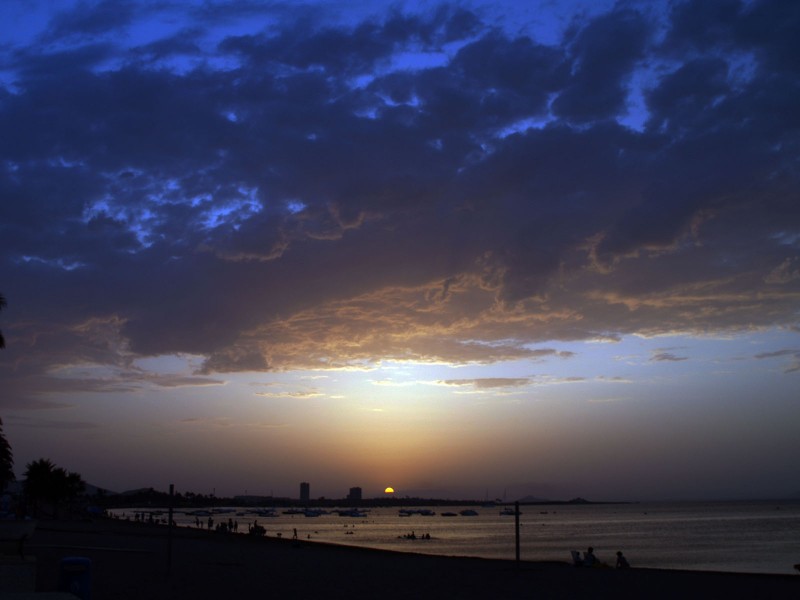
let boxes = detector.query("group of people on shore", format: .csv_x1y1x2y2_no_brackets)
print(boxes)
194,515,240,534
399,531,431,540
573,547,630,569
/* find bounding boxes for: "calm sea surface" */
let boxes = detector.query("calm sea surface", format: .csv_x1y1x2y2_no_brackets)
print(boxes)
110,500,800,575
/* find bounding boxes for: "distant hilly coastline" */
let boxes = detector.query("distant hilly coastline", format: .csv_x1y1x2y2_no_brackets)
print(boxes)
58,483,800,507
515,496,633,505
88,487,632,509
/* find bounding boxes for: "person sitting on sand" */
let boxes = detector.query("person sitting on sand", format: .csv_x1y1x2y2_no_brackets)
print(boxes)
583,547,596,567
616,551,630,569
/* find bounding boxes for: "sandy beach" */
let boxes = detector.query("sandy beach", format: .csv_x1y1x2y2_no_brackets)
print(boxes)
21,518,798,599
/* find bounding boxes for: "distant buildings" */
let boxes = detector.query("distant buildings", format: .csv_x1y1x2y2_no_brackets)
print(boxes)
299,482,310,502
297,482,363,503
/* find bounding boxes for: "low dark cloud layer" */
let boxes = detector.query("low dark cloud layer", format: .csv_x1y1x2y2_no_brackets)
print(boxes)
1,0,798,409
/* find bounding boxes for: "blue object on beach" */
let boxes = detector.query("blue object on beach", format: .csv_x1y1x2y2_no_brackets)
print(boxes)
58,556,91,600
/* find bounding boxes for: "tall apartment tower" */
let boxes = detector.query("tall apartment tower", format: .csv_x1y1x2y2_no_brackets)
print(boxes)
300,481,310,502
347,487,362,501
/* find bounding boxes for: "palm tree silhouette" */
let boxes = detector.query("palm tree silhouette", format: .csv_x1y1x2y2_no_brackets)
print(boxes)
24,458,85,518
0,418,12,493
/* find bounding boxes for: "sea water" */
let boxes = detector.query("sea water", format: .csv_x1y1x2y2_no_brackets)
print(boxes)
110,500,800,575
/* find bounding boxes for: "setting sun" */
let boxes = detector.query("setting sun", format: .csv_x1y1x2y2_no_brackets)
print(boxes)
384,487,394,494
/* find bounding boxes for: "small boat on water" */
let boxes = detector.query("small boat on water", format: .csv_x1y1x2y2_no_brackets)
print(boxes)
459,509,479,516
398,508,436,516
335,509,368,517
499,507,520,516
441,512,458,517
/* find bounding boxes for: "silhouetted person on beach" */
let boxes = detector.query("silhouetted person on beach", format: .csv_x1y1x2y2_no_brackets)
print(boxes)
616,551,630,568
583,547,596,567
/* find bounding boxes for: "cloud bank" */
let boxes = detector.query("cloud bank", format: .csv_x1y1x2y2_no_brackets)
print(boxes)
1,0,798,408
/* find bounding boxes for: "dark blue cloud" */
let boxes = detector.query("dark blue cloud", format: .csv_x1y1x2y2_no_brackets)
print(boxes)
43,0,138,42
552,9,649,122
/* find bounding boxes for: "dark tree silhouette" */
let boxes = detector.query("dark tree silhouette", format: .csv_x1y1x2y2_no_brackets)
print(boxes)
0,418,13,493
23,459,85,518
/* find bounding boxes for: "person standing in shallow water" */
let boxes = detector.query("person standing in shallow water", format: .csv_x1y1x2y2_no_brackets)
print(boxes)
616,551,630,568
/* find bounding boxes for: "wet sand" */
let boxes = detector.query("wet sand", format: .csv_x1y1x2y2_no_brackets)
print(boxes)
26,518,798,599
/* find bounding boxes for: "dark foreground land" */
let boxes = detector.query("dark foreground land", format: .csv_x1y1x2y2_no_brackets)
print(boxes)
25,518,799,599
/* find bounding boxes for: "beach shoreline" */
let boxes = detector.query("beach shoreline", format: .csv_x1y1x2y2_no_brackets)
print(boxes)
22,518,799,599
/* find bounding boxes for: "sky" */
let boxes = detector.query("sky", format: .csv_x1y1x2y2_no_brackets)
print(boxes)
0,0,798,502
